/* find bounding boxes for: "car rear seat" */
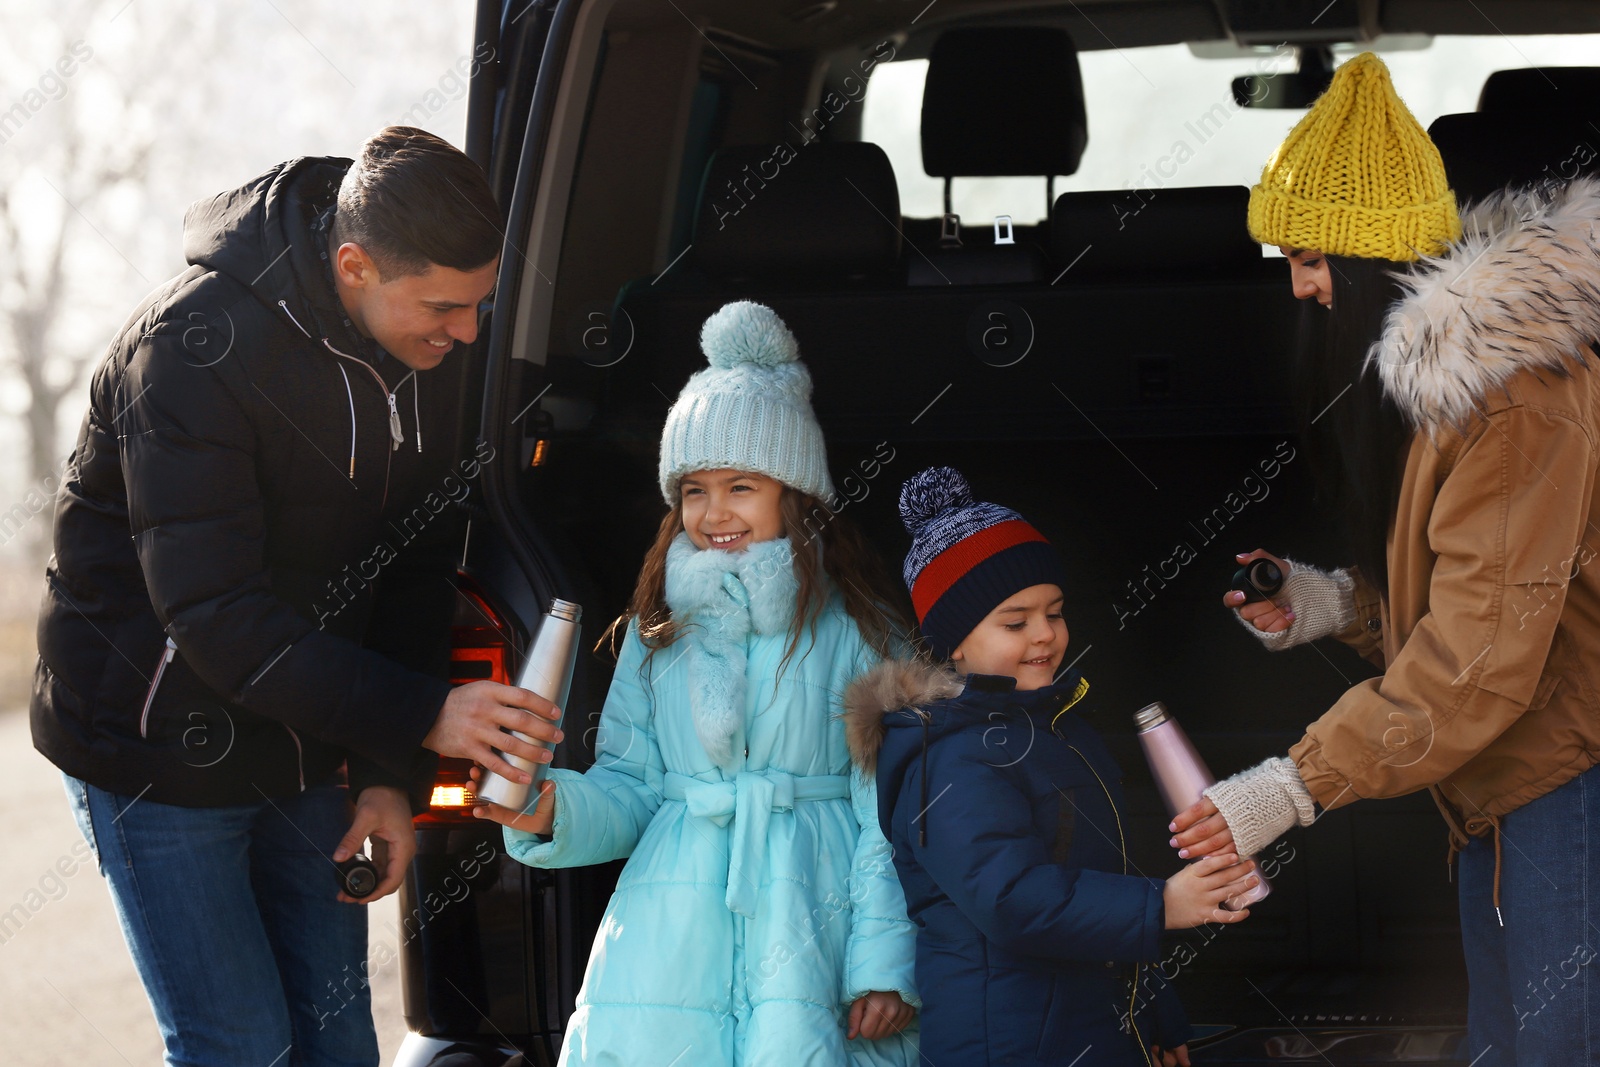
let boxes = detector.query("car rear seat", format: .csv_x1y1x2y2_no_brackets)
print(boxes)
607,151,1296,450
547,43,1463,1011
1049,184,1263,281
904,26,1088,285
1430,66,1600,203
689,141,903,289
1478,66,1600,116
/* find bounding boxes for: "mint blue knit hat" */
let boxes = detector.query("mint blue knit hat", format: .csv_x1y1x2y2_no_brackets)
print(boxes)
658,301,836,505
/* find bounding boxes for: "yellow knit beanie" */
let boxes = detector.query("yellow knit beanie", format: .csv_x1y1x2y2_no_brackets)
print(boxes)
1247,52,1460,261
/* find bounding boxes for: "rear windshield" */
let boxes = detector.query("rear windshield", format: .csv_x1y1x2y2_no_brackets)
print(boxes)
863,35,1600,224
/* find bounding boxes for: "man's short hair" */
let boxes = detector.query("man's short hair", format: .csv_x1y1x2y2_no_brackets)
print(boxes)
332,126,503,280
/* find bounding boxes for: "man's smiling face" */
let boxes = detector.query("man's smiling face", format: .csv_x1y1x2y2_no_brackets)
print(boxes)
332,241,497,371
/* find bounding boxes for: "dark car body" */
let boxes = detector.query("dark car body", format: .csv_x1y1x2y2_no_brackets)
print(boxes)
393,1,1600,1063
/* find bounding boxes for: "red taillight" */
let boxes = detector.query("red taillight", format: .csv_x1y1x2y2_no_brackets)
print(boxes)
420,576,523,825
450,585,517,686
450,645,508,686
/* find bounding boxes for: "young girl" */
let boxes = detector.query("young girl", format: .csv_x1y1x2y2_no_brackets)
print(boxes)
474,301,920,1066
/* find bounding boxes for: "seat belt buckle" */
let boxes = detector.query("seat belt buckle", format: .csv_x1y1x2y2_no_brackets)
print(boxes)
938,213,963,249
993,215,1015,245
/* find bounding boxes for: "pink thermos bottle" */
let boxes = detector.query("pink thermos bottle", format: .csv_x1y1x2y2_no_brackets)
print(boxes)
1134,701,1270,909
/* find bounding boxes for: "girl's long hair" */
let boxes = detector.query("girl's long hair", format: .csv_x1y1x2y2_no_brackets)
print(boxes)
600,487,911,667
1294,253,1414,592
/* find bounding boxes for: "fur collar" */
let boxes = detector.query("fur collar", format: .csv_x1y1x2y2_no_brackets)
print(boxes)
1375,177,1600,431
841,658,964,775
664,533,799,768
664,532,798,637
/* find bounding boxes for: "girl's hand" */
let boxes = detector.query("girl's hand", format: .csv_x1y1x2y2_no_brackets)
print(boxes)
1224,549,1294,633
1150,1043,1192,1067
847,990,916,1041
1170,797,1235,860
1163,853,1256,929
469,766,557,836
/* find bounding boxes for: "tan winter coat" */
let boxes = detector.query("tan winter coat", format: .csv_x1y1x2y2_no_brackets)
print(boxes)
1288,178,1600,848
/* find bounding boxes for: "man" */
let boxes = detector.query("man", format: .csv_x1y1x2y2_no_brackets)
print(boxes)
33,126,560,1066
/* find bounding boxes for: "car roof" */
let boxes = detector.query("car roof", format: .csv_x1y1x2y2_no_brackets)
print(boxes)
599,0,1600,55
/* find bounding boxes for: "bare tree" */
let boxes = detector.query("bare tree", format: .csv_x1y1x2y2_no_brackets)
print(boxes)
0,0,202,561
0,0,476,566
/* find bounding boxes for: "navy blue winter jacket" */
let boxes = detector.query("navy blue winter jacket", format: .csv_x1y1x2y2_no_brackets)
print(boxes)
844,659,1190,1067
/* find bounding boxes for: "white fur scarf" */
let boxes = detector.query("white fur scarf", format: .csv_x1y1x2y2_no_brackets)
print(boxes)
663,533,800,768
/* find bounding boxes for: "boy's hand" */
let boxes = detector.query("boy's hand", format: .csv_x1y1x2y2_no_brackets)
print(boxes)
469,767,557,836
1151,1043,1191,1066
847,990,915,1041
1163,853,1257,929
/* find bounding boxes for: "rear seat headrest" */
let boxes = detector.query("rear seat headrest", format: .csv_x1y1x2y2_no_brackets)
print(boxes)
693,142,901,281
1478,67,1600,118
1049,186,1259,276
1430,112,1600,204
920,27,1087,178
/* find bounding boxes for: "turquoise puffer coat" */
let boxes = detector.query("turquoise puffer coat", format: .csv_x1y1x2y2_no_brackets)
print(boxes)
505,542,919,1067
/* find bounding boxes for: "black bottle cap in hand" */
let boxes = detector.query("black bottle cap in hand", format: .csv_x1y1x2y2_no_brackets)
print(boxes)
1231,559,1284,603
335,855,380,899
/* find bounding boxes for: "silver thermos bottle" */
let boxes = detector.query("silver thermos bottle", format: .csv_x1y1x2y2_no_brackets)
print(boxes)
1134,701,1271,909
475,598,582,812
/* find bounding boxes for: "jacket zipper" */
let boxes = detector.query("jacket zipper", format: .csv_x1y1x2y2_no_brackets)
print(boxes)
321,338,414,511
267,301,381,792
138,637,179,740
277,300,418,509
1064,743,1152,1067
284,725,306,791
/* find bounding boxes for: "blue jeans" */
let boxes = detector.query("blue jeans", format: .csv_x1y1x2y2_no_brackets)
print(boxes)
64,774,377,1067
1458,762,1600,1066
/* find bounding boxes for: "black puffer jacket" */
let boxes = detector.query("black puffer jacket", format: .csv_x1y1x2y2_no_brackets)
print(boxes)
32,156,476,809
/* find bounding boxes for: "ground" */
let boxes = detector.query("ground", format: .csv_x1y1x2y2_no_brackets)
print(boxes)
0,705,409,1065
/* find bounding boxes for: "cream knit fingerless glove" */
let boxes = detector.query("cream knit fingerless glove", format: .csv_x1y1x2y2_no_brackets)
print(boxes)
1233,559,1356,651
1203,757,1317,858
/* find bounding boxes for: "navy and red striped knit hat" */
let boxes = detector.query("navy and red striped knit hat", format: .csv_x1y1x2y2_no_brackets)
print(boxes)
899,467,1068,659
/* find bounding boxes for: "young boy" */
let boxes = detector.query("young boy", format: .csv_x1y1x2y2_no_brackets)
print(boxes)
844,467,1257,1067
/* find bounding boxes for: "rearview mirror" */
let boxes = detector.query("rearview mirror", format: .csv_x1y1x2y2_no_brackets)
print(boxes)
1234,46,1334,108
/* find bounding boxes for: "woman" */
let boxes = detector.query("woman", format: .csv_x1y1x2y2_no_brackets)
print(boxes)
1170,53,1600,1065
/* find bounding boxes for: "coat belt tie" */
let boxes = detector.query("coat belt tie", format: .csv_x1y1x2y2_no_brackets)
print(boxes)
663,770,851,917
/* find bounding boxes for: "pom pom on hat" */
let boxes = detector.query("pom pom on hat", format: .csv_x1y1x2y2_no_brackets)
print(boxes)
657,301,835,504
699,301,800,369
899,466,975,537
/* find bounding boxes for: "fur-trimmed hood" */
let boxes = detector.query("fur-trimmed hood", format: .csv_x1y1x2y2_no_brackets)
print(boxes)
841,657,964,775
1375,177,1600,431
841,658,1092,773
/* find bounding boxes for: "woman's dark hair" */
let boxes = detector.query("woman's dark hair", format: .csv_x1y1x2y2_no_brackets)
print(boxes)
331,126,503,279
1295,253,1413,592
